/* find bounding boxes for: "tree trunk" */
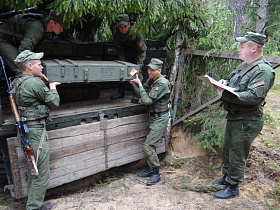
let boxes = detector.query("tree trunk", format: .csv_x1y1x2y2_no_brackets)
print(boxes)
229,0,246,38
256,0,268,34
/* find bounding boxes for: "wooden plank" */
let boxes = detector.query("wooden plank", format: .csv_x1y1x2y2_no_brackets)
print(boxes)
108,137,165,162
50,148,104,170
22,163,107,197
106,121,147,137
107,129,149,145
106,113,148,129
20,152,105,189
48,121,101,139
182,49,280,64
16,131,104,165
108,145,166,168
172,96,222,126
6,137,24,199
50,130,104,151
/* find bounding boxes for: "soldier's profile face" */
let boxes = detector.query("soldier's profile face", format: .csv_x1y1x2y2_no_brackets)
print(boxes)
118,23,130,34
238,42,253,62
29,60,43,77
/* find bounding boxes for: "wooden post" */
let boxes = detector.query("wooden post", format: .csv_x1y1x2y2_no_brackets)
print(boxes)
172,54,185,125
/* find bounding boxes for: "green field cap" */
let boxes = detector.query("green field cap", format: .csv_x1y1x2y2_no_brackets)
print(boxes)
14,50,44,68
236,32,266,45
148,58,163,70
49,9,68,29
118,14,129,25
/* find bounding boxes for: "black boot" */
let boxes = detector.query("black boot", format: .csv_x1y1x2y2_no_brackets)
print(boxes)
213,184,239,199
111,86,125,100
38,202,54,210
130,96,139,103
146,167,160,185
137,167,153,177
212,176,226,185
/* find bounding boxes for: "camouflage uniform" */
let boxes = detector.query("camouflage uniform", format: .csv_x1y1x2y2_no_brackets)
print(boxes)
221,56,275,185
132,59,170,169
138,74,171,168
13,51,60,209
112,14,147,101
0,9,67,77
0,13,47,76
113,26,147,71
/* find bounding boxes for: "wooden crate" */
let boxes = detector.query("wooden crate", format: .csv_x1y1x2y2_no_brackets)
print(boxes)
7,113,166,199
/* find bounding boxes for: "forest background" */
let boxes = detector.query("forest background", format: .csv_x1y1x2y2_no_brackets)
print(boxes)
0,0,279,208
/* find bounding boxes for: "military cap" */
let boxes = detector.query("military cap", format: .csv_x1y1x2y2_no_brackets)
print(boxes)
14,50,44,68
118,14,129,26
49,9,68,29
147,58,163,70
235,32,266,45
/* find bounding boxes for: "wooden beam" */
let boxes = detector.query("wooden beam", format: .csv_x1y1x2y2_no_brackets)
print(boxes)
182,49,280,64
172,96,221,126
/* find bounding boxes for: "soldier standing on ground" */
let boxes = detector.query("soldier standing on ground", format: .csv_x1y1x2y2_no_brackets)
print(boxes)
130,58,171,185
111,14,147,103
13,50,60,210
0,9,68,78
212,32,275,199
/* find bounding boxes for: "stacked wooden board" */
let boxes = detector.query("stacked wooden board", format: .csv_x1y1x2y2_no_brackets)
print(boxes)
7,113,166,199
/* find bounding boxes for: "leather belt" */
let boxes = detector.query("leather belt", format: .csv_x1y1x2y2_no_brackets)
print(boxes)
148,110,169,118
25,119,46,128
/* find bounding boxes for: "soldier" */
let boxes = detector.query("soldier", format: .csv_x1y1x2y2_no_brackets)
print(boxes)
0,9,68,78
13,50,60,209
130,58,171,185
212,32,275,199
111,14,147,103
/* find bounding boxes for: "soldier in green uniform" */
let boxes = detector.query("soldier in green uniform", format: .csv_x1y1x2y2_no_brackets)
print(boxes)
0,9,67,77
111,14,147,103
130,58,171,185
212,32,275,199
13,50,60,209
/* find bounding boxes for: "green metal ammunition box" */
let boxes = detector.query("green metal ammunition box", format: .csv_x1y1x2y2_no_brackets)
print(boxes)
43,59,139,83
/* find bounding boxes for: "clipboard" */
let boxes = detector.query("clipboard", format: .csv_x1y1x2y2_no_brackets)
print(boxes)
198,74,239,96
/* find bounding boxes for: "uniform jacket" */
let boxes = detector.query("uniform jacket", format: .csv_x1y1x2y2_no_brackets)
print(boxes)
113,27,147,67
14,74,60,110
0,13,46,52
133,74,171,113
222,56,275,120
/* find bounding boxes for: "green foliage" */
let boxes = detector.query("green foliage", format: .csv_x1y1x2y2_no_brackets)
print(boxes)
183,104,226,153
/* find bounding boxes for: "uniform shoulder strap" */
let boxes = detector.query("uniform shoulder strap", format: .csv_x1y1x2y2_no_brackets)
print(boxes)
238,59,265,78
10,75,32,94
152,77,170,86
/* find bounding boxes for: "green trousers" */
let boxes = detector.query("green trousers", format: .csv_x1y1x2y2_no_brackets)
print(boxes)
23,128,50,210
222,119,264,185
143,112,169,168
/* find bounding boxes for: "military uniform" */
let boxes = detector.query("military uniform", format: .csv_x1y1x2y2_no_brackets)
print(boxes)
112,14,147,102
0,9,67,77
13,51,60,209
132,58,171,185
113,27,147,70
213,32,275,199
221,56,275,185
0,13,46,76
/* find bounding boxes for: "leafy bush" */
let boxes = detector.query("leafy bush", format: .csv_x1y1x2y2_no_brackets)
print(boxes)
183,104,226,153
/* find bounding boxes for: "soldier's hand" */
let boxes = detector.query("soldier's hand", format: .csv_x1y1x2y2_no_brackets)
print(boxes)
49,82,61,90
40,73,49,85
130,74,142,86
